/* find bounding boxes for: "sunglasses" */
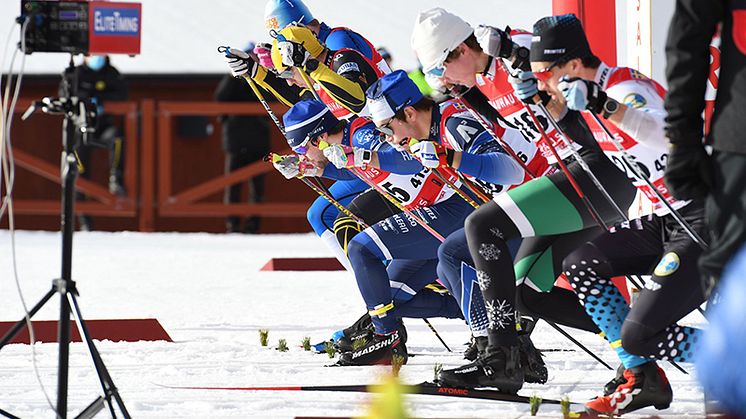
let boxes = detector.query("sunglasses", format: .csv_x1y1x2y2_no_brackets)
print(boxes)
426,63,446,78
292,137,321,155
375,119,395,136
533,60,562,83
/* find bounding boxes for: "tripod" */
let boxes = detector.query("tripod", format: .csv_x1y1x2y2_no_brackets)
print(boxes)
0,92,130,419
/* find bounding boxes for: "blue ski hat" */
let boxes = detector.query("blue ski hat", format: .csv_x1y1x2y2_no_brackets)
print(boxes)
282,100,339,152
264,0,315,33
366,70,424,123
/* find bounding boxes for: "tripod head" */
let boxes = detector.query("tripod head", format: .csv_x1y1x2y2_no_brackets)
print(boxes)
21,56,98,149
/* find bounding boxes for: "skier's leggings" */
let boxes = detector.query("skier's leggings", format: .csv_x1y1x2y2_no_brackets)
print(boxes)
336,188,462,321
563,203,707,368
306,178,368,235
348,192,475,333
465,148,636,347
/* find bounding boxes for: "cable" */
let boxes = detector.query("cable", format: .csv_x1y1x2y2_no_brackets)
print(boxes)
0,16,60,418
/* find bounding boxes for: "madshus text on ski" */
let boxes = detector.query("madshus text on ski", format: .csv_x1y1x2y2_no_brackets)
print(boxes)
211,0,746,417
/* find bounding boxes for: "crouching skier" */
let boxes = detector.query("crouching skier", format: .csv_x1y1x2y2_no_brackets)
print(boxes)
526,14,709,416
327,69,527,366
410,12,638,393
278,96,468,365
410,9,632,393
410,9,576,383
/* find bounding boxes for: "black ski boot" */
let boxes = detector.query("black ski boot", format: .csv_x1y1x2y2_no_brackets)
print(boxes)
517,332,547,384
603,364,627,396
336,328,408,366
437,344,524,393
334,312,373,352
586,361,673,415
463,336,488,361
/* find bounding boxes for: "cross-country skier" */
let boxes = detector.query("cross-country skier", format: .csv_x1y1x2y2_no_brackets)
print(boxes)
410,10,637,393
223,0,389,272
278,97,474,365
320,69,533,366
410,10,611,377
513,13,708,415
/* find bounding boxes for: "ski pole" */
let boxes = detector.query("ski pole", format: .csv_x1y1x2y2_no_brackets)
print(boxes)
452,94,537,179
536,102,629,223
545,320,612,370
218,46,286,132
406,141,484,210
497,59,613,228
422,318,452,352
217,48,365,226
267,153,369,227
587,112,709,249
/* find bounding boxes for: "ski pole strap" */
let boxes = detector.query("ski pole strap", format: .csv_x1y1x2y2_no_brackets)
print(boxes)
369,302,394,318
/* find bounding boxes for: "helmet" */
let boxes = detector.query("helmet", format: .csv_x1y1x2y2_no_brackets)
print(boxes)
264,0,315,33
410,8,473,74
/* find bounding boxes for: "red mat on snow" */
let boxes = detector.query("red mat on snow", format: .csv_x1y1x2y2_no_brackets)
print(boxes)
261,257,345,271
0,318,172,344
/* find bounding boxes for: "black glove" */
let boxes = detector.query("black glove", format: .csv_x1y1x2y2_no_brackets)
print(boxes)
664,129,713,200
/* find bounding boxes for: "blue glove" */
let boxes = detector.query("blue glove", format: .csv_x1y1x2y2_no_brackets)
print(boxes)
558,76,607,113
508,70,539,104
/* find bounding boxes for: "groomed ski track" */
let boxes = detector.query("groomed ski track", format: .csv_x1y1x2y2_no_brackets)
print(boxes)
0,231,706,417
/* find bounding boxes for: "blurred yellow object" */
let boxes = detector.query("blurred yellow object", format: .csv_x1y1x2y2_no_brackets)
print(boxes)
359,374,410,419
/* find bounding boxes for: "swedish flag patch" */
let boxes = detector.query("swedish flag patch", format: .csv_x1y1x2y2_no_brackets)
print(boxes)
629,69,646,80
623,93,647,108
654,252,680,277
453,102,467,111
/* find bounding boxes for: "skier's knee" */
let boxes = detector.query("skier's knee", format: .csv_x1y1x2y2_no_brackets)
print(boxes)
620,320,653,357
306,196,329,236
563,243,603,289
347,234,380,267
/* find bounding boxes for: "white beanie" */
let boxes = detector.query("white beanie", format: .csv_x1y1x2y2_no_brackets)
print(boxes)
410,8,473,73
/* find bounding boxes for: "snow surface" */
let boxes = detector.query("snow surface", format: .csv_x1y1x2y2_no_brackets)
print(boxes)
0,230,706,418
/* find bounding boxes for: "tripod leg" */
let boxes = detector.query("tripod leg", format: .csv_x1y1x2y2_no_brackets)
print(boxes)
0,407,21,419
67,293,131,419
0,288,56,350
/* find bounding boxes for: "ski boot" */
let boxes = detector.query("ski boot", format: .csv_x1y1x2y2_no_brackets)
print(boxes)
437,344,524,393
463,335,488,361
517,332,547,384
604,364,627,396
336,327,408,366
585,361,673,415
333,312,373,352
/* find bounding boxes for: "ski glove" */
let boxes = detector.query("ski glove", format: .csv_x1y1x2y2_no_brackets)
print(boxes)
558,76,607,114
276,25,324,69
664,129,713,200
253,43,274,69
508,70,542,105
272,154,322,179
224,48,258,78
320,142,371,169
474,25,512,59
409,139,450,169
